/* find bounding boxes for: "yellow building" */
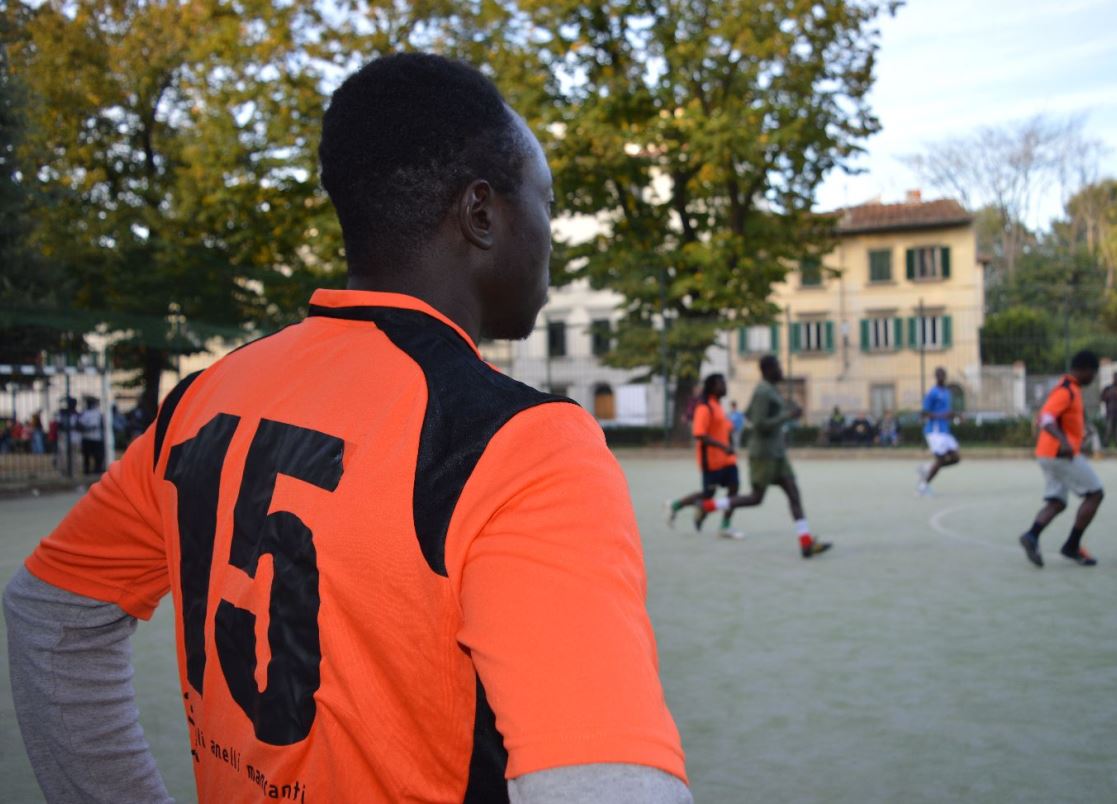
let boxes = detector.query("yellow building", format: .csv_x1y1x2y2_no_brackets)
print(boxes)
729,194,987,420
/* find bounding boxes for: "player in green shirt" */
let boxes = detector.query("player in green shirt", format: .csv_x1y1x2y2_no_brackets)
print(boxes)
697,355,833,558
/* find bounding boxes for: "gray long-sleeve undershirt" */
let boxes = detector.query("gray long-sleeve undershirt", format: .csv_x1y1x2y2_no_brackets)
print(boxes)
5,568,691,804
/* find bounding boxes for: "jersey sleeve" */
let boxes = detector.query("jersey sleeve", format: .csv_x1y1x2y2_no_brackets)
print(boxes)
691,403,710,438
445,404,686,784
1041,386,1073,420
24,422,169,620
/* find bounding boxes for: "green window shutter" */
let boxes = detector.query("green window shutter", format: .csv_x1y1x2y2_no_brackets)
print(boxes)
790,322,802,353
738,327,747,354
943,315,953,348
825,321,835,352
906,249,915,280
940,247,951,279
893,318,903,351
907,317,918,349
770,323,780,354
860,319,870,353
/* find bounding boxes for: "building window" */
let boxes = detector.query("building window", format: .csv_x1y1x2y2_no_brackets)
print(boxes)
908,314,953,351
869,249,892,283
869,384,896,419
800,257,823,287
590,319,612,357
860,317,901,352
791,320,833,353
905,246,952,281
548,384,570,397
547,320,567,358
737,325,775,355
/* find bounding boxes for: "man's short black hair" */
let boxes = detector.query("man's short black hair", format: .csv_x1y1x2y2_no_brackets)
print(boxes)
319,53,528,270
758,355,779,374
1071,350,1100,371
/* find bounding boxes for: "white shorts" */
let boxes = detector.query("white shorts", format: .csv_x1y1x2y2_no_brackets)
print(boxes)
925,433,960,456
1038,456,1103,504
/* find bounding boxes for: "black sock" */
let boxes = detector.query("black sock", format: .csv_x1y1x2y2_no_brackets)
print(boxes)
1027,521,1045,540
1063,527,1084,554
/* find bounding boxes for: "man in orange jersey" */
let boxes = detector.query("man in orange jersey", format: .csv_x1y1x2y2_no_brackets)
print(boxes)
1019,350,1104,568
666,373,746,539
4,54,689,803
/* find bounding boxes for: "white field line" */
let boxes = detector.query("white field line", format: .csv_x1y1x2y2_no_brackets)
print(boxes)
929,500,1020,554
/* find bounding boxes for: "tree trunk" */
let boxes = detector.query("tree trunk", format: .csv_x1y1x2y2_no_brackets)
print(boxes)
671,377,697,445
139,346,166,421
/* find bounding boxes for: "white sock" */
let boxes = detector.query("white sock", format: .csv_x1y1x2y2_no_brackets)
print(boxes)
795,518,810,537
714,497,730,511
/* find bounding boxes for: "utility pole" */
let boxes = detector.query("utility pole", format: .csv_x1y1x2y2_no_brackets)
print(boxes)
919,298,926,403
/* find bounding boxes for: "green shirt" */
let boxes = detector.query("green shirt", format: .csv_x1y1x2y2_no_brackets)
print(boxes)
747,380,790,459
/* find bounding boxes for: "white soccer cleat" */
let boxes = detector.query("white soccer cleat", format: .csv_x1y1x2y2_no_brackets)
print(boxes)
719,529,745,540
916,480,933,497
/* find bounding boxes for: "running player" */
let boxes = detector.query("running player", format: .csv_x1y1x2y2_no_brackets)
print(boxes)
4,54,690,803
917,367,961,496
666,373,744,539
695,356,832,558
1019,350,1104,568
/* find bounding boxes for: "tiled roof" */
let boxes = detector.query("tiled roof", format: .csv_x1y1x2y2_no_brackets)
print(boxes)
835,199,972,234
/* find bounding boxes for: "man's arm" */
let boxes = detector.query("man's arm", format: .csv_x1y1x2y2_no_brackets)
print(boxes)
4,567,172,803
445,405,689,800
695,433,733,454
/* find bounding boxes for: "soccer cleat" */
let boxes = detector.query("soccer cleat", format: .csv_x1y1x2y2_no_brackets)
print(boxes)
1019,533,1043,568
916,481,932,497
664,500,679,529
1060,546,1097,566
801,540,833,558
719,529,745,540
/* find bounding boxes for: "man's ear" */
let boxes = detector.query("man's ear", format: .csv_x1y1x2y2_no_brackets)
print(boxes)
458,179,495,250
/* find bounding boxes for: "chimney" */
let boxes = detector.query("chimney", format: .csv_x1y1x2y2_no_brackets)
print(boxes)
905,189,922,204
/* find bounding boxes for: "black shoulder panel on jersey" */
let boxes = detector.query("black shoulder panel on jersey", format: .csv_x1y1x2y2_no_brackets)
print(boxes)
153,370,203,471
308,304,574,577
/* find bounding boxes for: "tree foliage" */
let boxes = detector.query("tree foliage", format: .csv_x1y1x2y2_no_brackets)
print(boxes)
6,0,353,411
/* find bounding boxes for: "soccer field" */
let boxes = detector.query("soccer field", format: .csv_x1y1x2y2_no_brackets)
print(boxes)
3,456,1116,803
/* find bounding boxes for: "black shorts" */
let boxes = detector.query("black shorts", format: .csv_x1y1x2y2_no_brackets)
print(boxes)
701,465,740,497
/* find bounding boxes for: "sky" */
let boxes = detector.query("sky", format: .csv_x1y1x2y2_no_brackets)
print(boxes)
814,0,1117,225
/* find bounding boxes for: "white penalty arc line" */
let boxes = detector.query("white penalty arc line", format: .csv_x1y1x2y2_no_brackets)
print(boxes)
928,501,1020,554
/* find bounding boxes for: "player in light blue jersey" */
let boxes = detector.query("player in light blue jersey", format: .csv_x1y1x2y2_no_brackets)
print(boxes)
917,367,961,495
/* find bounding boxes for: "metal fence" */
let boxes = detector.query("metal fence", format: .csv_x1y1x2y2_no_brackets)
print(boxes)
0,363,131,485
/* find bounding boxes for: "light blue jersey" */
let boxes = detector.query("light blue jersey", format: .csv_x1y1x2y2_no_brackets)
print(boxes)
923,385,952,435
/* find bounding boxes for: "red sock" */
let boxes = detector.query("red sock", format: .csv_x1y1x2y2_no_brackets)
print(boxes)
798,534,813,550
701,499,718,513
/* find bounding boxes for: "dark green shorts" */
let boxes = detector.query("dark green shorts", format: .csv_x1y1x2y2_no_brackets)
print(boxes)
748,456,795,490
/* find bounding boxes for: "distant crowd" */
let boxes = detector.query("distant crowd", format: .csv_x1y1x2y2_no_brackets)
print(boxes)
0,397,152,475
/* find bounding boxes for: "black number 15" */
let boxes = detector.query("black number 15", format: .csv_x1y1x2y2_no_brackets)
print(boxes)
165,414,344,746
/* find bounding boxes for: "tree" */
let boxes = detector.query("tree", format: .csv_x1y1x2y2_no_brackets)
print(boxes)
524,0,897,427
980,306,1054,371
1064,179,1117,291
904,115,1095,280
7,0,352,414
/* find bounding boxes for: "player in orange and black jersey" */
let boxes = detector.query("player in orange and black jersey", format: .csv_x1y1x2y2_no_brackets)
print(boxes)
665,374,745,539
4,54,689,804
1018,350,1105,568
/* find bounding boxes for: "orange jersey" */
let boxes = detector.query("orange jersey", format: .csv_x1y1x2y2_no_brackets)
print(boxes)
692,397,736,471
26,289,685,802
1036,375,1085,458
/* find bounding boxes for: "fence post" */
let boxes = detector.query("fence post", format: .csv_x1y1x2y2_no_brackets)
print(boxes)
63,372,73,478
101,357,115,469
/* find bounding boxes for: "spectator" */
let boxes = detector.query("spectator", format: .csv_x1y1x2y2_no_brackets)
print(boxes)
78,397,105,475
878,410,900,447
29,412,46,455
1101,371,1117,449
54,397,82,471
728,400,746,448
849,413,875,447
